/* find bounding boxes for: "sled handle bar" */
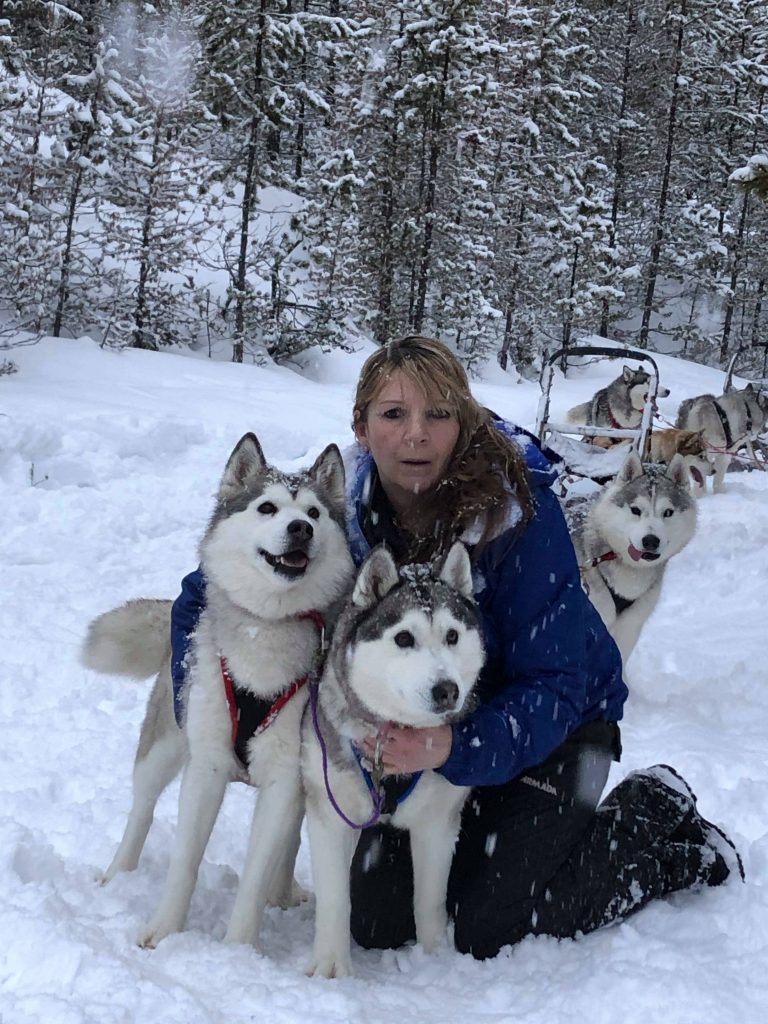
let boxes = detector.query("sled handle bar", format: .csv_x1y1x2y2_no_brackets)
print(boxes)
542,344,660,374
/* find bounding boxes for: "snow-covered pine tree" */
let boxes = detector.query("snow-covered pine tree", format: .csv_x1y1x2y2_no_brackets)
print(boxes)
49,31,138,338
198,0,340,362
321,1,509,367
0,1,82,337
96,2,213,350
490,0,613,372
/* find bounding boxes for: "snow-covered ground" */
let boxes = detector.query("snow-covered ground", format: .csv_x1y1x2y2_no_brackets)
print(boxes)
1,337,766,1023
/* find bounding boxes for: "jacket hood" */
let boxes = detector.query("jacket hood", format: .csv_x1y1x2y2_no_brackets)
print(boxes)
343,420,559,566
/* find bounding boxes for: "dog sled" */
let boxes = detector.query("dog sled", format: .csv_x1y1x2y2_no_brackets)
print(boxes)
721,343,768,471
534,344,663,496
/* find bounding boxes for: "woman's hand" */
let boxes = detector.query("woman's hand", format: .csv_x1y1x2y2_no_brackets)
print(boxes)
360,723,453,775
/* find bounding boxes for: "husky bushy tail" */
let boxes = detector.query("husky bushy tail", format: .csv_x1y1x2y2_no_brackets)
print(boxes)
83,599,171,679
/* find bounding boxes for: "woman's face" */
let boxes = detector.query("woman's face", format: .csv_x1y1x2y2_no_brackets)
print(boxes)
355,370,460,514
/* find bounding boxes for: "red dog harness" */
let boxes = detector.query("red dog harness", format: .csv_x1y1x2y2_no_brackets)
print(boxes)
220,610,325,769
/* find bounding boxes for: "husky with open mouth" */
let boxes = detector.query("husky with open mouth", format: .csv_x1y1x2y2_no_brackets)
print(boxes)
82,433,354,950
569,451,696,669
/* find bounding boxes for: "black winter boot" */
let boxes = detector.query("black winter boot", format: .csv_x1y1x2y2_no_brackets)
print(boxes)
597,763,697,847
670,808,745,885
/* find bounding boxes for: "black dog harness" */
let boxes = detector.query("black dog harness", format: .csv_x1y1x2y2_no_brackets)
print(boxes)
580,551,636,615
712,400,735,450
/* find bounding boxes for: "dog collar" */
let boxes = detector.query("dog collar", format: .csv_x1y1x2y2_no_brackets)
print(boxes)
352,745,422,816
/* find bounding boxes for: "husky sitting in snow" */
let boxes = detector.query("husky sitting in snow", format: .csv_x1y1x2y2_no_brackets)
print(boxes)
566,365,670,444
82,433,354,950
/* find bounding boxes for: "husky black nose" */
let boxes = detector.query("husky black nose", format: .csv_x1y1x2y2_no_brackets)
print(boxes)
287,519,314,543
642,534,660,551
431,680,459,712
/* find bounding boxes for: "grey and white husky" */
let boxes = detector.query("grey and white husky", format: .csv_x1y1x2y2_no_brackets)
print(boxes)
569,451,696,668
675,384,768,493
566,365,670,438
82,433,354,949
301,542,485,978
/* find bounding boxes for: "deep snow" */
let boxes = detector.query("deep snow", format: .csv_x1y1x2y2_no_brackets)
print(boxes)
1,337,766,1024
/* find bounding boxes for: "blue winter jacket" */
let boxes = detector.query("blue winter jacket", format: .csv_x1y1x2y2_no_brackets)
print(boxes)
170,428,626,788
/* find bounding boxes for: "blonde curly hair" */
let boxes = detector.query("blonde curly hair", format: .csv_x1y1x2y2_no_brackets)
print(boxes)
353,336,534,560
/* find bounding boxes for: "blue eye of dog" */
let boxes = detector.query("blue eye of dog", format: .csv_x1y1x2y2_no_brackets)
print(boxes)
445,629,458,645
394,631,415,648
257,502,277,515
630,506,641,516
663,508,674,518
307,506,320,520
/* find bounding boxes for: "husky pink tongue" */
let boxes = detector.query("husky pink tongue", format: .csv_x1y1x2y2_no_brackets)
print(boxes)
628,543,644,562
280,551,309,568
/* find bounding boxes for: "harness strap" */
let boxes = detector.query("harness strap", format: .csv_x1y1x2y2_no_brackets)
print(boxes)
712,400,734,450
579,551,636,616
744,397,752,436
603,581,636,616
582,550,618,571
221,657,309,766
221,609,326,768
606,408,622,430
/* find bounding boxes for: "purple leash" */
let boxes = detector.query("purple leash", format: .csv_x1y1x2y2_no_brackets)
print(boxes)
309,679,383,830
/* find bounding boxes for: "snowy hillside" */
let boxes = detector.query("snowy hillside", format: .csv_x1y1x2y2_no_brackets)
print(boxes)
1,338,766,1024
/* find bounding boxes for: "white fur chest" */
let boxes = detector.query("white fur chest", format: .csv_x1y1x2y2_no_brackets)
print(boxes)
202,608,320,697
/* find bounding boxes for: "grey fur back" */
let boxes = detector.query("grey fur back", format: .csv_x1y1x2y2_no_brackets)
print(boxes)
82,599,172,679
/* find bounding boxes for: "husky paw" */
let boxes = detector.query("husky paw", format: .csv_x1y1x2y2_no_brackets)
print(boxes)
305,953,352,979
137,918,179,949
268,878,309,909
98,861,131,886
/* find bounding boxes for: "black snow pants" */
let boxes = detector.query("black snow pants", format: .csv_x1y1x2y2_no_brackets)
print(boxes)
350,720,711,959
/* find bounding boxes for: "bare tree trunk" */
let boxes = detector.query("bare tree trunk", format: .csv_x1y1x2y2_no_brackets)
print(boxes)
132,112,163,350
233,0,268,363
751,278,765,348
233,117,260,363
639,0,687,349
599,0,636,338
562,243,579,348
414,46,450,331
52,161,84,337
719,193,749,362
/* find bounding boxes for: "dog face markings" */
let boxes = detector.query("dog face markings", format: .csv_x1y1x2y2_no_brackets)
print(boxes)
347,543,484,727
601,454,695,565
203,440,347,588
350,601,483,725
622,365,670,412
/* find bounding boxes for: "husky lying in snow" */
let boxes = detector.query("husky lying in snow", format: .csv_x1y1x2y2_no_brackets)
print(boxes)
569,451,696,668
82,433,354,949
301,542,485,978
675,384,768,493
566,365,670,441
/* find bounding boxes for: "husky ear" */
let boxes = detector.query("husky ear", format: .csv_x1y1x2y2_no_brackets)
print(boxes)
744,382,754,394
352,545,400,609
618,449,644,483
309,443,346,514
218,433,267,500
666,452,690,490
622,365,633,382
438,541,473,600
